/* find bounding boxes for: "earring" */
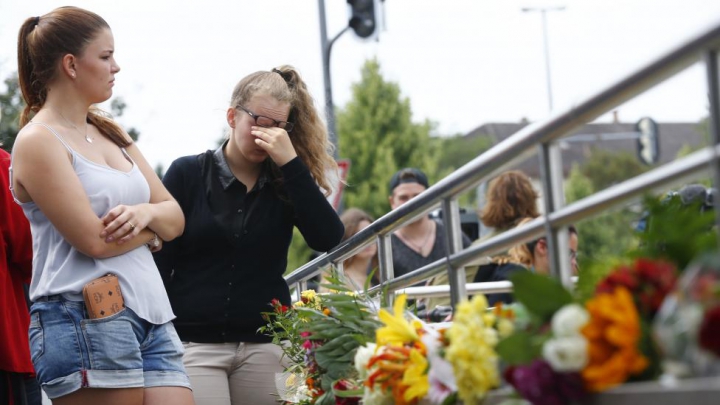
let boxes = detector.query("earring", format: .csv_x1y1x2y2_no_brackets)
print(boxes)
71,72,76,78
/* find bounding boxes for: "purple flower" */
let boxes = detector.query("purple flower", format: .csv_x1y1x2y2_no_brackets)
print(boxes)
504,360,587,405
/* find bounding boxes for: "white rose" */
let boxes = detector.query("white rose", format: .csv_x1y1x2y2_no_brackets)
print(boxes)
354,343,377,379
542,336,588,372
551,304,589,337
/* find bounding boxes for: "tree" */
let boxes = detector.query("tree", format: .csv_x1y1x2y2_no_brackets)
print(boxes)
565,162,640,269
0,75,23,152
336,58,440,219
580,147,649,191
285,59,441,273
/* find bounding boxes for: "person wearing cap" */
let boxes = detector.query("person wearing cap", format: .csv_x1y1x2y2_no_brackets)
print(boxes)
384,168,472,284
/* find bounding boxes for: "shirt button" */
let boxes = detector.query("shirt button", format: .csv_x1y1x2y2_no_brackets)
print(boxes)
234,233,240,238
228,282,232,286
227,297,231,302
237,209,243,214
231,265,235,269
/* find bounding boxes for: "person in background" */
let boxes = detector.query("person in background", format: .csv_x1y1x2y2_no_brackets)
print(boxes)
322,208,377,291
1,148,40,405
384,168,472,285
474,217,579,306
480,170,540,238
11,7,192,404
426,170,540,310
153,66,344,405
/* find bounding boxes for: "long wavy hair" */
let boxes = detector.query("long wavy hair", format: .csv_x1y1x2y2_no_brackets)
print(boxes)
481,170,539,230
229,65,337,196
16,6,130,147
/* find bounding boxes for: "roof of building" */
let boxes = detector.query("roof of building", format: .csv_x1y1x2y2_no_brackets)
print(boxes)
464,121,706,177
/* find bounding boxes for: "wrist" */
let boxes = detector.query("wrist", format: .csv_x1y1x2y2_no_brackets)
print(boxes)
147,232,160,249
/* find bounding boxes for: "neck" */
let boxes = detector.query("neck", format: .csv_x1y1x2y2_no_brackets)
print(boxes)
42,83,90,126
398,216,431,237
224,139,262,180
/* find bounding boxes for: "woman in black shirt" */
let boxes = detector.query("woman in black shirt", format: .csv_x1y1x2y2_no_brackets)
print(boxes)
154,66,344,405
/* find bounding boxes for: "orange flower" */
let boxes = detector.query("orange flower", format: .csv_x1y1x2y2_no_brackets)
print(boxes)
581,287,649,392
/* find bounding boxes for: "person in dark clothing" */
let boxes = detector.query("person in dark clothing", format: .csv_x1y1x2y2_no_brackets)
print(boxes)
475,218,579,306
383,168,472,285
153,66,344,405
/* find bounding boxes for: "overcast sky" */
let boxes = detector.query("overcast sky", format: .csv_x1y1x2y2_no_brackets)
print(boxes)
1,0,719,169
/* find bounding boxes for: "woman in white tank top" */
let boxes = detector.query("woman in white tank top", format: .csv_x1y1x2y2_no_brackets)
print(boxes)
11,6,194,405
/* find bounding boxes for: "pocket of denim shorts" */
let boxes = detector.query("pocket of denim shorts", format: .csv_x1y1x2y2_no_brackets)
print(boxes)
28,312,44,363
82,311,142,370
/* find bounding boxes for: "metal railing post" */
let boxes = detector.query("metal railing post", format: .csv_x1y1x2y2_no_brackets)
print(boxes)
377,234,395,305
441,198,467,308
538,142,572,287
706,50,720,239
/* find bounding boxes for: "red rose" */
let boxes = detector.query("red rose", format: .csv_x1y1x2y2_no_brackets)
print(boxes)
699,304,720,357
596,259,677,316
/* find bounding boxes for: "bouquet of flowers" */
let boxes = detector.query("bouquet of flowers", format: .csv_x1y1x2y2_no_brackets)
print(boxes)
494,257,679,405
261,275,382,405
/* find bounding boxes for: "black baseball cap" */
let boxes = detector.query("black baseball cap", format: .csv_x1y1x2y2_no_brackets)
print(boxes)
389,168,429,193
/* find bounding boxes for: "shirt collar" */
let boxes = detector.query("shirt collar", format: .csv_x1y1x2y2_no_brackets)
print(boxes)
213,140,270,191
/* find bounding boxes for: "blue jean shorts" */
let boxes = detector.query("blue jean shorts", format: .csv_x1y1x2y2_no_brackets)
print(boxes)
29,295,191,399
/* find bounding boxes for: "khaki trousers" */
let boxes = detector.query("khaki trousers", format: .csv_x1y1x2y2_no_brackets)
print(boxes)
182,342,284,405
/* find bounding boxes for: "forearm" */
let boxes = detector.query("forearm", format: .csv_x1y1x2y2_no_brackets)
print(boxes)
142,201,185,242
89,228,156,259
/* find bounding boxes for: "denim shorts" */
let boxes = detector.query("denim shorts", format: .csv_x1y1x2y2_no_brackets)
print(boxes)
29,295,191,399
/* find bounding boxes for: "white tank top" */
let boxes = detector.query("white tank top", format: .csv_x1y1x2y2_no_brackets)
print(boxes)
9,122,175,324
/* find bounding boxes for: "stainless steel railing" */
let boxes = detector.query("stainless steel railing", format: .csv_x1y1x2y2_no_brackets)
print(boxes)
285,19,720,308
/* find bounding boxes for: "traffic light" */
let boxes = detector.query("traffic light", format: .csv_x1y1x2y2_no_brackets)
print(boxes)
347,0,377,39
636,117,659,165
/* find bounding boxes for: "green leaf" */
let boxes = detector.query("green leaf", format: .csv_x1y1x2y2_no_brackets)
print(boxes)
496,331,538,365
510,271,573,322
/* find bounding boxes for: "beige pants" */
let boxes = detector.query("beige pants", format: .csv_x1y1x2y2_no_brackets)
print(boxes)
182,342,285,405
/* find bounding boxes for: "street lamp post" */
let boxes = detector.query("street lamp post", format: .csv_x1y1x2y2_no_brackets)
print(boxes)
318,0,349,160
522,6,565,114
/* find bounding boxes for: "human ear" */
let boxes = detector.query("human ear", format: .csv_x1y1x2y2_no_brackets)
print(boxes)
226,107,236,128
536,239,548,256
61,54,77,79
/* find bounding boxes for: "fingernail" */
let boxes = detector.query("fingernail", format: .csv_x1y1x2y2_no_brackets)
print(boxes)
106,236,114,242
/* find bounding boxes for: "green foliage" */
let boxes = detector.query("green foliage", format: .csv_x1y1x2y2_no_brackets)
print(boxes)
436,134,493,175
298,272,380,404
510,271,574,323
496,331,541,365
286,227,314,275
336,58,440,219
580,148,649,190
0,75,23,152
565,164,639,268
632,194,717,271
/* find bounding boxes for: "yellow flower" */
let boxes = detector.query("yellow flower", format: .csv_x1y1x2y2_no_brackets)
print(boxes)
402,348,430,402
376,295,420,346
301,289,317,302
446,295,500,405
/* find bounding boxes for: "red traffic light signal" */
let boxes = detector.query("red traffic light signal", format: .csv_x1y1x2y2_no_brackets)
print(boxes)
347,0,377,38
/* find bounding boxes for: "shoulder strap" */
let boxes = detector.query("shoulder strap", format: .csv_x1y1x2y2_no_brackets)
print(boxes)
24,122,74,154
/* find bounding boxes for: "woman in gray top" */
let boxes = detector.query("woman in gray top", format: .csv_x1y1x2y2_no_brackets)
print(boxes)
11,6,194,405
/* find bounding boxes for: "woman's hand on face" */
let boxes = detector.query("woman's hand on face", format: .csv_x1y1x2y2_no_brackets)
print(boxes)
100,204,151,244
251,126,297,166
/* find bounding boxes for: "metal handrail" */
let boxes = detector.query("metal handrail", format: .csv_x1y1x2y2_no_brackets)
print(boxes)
285,19,720,305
